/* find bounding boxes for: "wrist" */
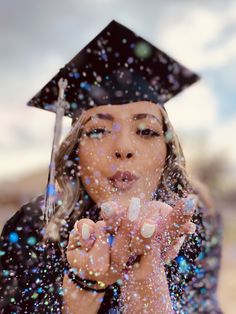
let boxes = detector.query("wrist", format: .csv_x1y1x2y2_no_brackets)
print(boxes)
62,273,105,314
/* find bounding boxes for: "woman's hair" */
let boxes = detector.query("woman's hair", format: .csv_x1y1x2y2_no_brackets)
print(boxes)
41,104,197,243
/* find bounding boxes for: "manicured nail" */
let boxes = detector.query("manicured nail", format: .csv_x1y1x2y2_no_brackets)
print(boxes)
188,223,196,234
128,197,141,222
140,223,156,238
174,235,186,252
82,223,90,240
74,221,79,231
182,195,198,214
101,202,116,218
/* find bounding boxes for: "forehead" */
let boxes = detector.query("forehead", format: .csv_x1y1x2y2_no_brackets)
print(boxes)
83,101,162,120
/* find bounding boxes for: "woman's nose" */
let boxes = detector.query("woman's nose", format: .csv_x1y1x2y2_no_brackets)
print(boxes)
112,126,135,160
114,150,134,159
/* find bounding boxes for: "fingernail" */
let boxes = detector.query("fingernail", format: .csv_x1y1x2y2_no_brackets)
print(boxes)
128,197,141,222
141,223,156,238
101,202,116,218
174,235,186,252
82,223,90,240
183,195,198,214
188,223,196,234
74,221,79,231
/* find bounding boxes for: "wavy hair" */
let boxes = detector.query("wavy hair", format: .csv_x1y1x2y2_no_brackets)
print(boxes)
41,104,196,243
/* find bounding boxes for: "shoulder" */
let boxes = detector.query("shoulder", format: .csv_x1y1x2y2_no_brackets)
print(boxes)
1,194,44,238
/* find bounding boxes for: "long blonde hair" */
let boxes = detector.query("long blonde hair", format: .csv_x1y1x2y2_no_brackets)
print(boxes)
42,105,196,243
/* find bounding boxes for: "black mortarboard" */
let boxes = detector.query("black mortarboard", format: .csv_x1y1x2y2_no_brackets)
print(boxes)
26,20,200,225
27,19,200,119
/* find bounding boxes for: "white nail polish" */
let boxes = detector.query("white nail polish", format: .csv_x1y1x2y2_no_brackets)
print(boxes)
141,223,156,238
174,235,186,252
188,223,196,234
82,223,90,240
128,197,141,221
101,202,115,218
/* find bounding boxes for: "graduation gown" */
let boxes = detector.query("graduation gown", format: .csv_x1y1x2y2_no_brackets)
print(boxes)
0,194,223,313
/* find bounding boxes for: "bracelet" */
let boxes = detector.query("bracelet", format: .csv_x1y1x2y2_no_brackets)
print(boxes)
63,258,111,293
67,268,107,293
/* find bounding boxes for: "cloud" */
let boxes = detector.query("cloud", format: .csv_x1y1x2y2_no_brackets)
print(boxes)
166,82,218,131
208,115,236,168
157,4,236,70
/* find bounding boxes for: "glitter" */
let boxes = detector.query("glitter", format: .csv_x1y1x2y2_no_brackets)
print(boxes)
0,250,5,256
58,287,64,296
9,232,19,243
70,102,78,110
27,236,37,246
47,184,56,196
31,292,39,299
138,122,146,130
117,279,123,286
127,57,134,64
3,270,9,277
98,281,105,288
85,177,91,185
134,41,152,59
164,130,173,142
108,234,115,246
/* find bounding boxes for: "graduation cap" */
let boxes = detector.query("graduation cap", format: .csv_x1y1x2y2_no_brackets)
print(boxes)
27,20,200,224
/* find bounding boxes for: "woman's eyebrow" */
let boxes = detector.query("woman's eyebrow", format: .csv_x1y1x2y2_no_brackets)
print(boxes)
84,112,162,126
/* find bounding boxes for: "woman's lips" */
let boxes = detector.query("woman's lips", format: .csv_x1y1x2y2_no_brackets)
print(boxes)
108,179,138,191
108,171,139,191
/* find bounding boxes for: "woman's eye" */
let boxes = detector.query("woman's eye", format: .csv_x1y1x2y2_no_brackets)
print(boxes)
84,127,160,139
85,128,110,139
137,128,160,138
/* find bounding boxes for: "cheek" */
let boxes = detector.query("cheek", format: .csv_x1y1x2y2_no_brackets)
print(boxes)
78,142,109,175
142,140,167,169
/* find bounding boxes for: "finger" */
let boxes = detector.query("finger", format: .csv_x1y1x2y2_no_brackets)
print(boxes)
125,197,142,234
182,221,196,235
89,221,110,274
110,219,131,272
73,219,96,251
162,235,186,264
129,219,157,255
100,201,124,234
127,200,171,256
124,199,167,256
124,240,162,282
156,195,198,241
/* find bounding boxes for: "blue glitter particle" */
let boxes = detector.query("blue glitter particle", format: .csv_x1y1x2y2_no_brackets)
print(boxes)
27,236,37,246
80,82,91,91
9,232,19,243
85,178,90,185
108,234,115,247
3,270,9,277
47,184,56,196
176,256,190,274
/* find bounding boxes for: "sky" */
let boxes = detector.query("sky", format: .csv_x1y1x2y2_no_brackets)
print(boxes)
0,0,236,181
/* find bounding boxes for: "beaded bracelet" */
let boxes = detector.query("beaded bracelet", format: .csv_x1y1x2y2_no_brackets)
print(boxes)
63,258,111,293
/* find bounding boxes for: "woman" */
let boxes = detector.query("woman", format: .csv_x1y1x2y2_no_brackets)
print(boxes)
0,20,223,313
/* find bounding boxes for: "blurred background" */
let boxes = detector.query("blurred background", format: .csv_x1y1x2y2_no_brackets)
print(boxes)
0,0,235,312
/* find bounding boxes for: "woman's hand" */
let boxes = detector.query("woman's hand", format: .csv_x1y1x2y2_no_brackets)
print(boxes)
99,195,197,272
66,218,122,288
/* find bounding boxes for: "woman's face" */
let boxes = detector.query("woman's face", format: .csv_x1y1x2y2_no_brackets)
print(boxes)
78,101,167,208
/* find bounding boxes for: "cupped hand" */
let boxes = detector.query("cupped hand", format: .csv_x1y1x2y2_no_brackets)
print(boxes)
66,218,122,287
99,195,198,270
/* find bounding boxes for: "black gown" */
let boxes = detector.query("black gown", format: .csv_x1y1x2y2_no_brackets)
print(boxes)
0,194,223,313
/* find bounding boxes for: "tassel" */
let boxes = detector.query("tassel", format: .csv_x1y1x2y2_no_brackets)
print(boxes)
43,78,69,224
